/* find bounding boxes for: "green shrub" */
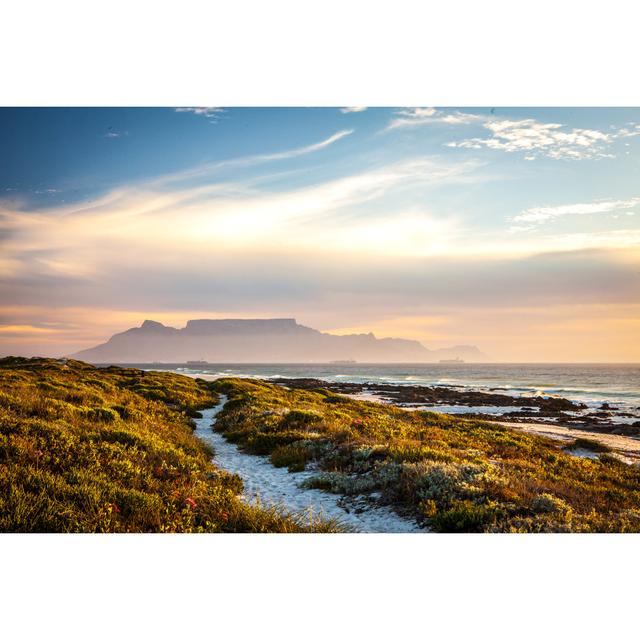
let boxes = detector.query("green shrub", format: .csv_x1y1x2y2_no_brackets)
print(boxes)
244,431,309,455
270,443,312,472
284,410,323,428
97,429,145,448
571,438,612,453
388,444,456,464
531,493,570,515
110,405,132,420
411,462,489,506
83,407,120,423
431,500,502,533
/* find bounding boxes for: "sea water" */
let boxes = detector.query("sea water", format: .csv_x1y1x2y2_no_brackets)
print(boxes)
138,362,639,419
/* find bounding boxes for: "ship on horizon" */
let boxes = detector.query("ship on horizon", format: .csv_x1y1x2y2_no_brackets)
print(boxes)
439,357,465,363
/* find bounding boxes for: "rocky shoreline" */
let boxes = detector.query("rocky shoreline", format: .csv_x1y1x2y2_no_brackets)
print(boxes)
269,377,640,438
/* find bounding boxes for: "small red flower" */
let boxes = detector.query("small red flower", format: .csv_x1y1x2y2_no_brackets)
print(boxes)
352,419,363,426
184,497,197,508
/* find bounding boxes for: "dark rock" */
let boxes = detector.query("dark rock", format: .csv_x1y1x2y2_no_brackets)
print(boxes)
270,378,586,413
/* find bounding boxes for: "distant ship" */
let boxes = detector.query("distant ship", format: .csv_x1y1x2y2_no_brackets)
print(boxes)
186,360,209,366
439,358,465,363
329,359,357,364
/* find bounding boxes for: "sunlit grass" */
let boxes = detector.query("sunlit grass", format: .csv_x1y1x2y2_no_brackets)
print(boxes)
0,358,342,532
212,377,640,532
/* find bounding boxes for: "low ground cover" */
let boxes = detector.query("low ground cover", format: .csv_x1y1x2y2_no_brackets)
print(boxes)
0,358,339,532
213,377,640,532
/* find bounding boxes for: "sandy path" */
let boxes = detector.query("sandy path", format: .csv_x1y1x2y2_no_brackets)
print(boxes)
194,395,422,533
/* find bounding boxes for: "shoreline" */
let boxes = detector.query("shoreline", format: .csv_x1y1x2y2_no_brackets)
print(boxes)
138,363,640,428
268,377,640,429
265,377,640,464
169,369,640,463
349,388,640,464
490,419,640,464
176,370,640,433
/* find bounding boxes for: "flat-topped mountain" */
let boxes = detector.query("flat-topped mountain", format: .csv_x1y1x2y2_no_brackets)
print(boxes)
72,318,486,363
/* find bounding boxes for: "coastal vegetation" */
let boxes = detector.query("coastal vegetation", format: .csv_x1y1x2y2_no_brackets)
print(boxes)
4,358,640,533
0,357,340,532
212,377,640,532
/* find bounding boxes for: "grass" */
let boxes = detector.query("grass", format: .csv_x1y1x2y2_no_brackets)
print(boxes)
0,358,341,532
212,377,640,532
570,437,612,453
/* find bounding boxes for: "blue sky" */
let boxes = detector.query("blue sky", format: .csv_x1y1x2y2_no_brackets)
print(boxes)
3,107,640,204
1,107,639,360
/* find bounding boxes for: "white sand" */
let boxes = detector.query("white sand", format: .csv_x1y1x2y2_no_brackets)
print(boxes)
194,395,423,533
493,419,640,464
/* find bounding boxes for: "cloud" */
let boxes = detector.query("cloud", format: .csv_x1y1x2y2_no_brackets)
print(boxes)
103,128,128,139
155,129,355,187
388,110,637,161
615,123,640,138
387,108,483,130
254,129,354,161
0,324,67,338
2,247,639,358
0,155,479,276
2,173,638,360
2,109,638,362
175,107,225,121
340,107,368,113
512,197,640,224
447,118,617,160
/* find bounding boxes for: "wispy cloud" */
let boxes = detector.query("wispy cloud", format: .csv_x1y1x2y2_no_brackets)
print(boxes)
175,107,225,121
387,108,483,130
0,155,482,293
155,129,355,187
103,127,127,139
340,107,368,114
255,129,354,161
512,197,640,225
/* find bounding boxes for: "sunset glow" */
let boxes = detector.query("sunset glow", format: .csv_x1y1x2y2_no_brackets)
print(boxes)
1,107,639,360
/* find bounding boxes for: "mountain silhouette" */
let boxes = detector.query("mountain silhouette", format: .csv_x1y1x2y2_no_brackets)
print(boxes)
72,318,487,363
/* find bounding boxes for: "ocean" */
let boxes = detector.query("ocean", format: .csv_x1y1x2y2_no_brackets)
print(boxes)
142,362,640,417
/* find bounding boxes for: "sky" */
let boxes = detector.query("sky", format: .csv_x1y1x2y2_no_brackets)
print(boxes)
0,106,639,362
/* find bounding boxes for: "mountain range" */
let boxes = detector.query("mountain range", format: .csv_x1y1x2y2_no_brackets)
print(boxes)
72,318,487,363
